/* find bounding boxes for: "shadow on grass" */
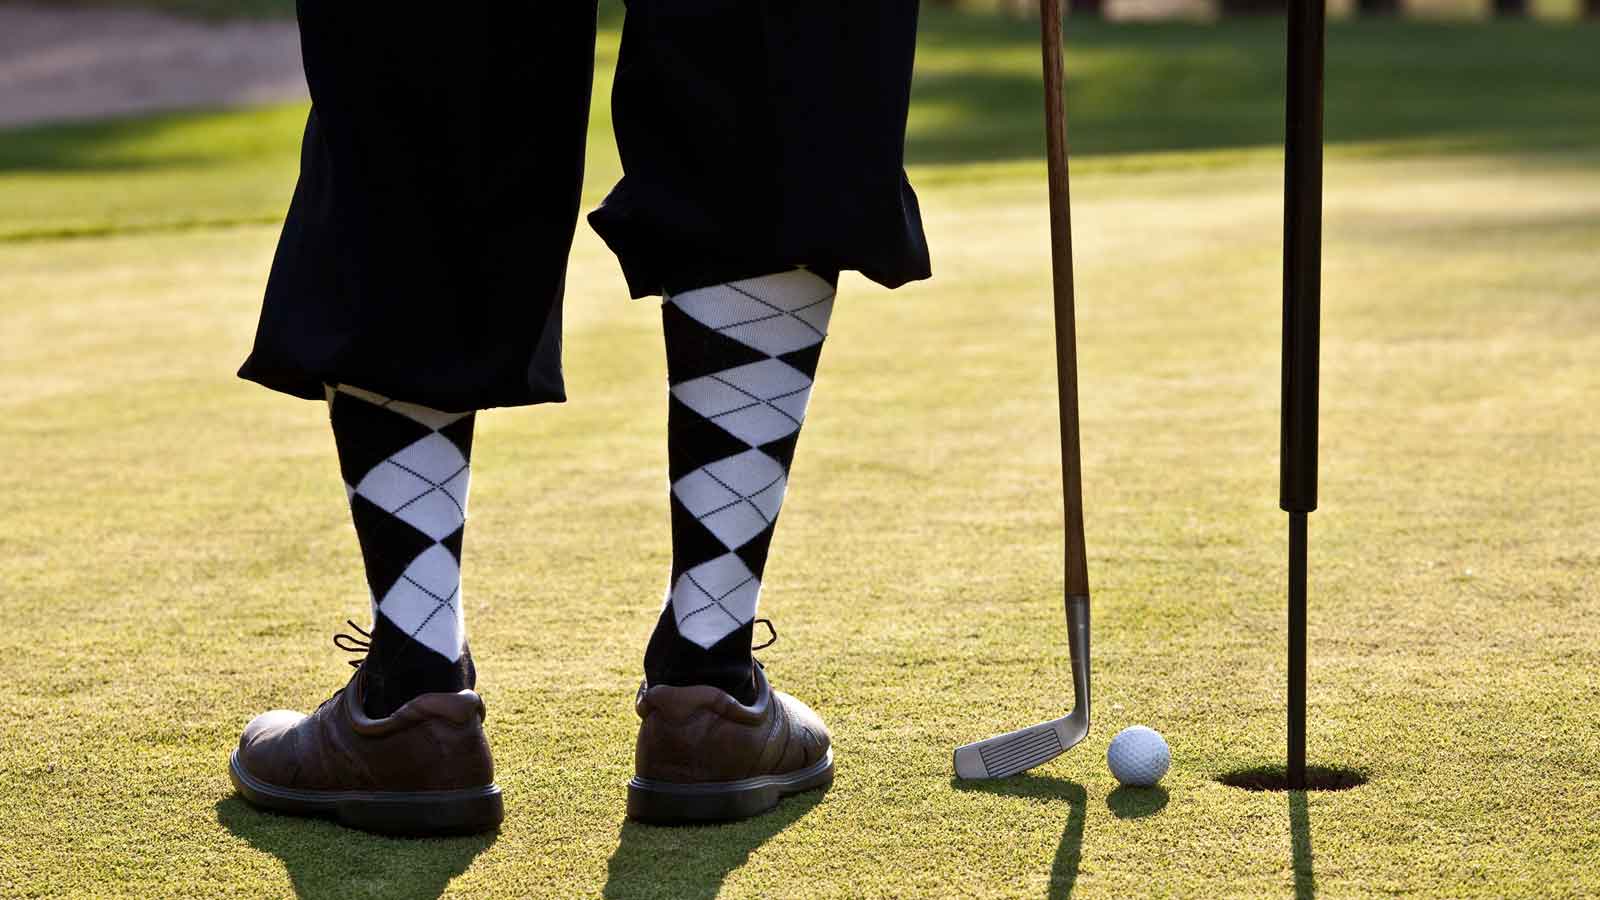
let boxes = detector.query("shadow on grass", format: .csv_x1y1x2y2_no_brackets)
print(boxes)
1105,784,1168,819
600,792,823,900
4,13,1598,178
1289,791,1313,900
904,12,1600,166
215,797,494,900
953,774,1087,899
1217,766,1368,900
0,101,316,174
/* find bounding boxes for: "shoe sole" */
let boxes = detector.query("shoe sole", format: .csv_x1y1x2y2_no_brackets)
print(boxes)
626,749,834,825
229,750,503,836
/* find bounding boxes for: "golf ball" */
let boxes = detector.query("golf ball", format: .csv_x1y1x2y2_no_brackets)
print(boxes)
1107,725,1170,786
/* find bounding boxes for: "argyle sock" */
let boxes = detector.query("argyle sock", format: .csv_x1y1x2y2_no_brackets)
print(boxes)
328,384,475,719
643,269,836,702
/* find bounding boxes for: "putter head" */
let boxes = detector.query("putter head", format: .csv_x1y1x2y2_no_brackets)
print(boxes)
953,708,1088,780
953,595,1091,780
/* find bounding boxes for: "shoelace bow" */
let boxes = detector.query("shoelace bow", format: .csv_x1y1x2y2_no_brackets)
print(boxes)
333,620,372,669
310,620,375,713
753,618,778,651
752,618,778,670
334,618,777,675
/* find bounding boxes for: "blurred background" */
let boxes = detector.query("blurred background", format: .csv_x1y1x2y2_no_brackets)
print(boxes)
3,0,1594,237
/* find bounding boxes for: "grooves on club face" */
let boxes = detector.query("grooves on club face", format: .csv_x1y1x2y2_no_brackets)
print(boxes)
953,714,1088,780
952,598,1092,780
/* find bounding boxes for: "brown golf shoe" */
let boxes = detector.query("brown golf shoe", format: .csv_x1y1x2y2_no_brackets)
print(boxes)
628,663,833,824
228,667,503,835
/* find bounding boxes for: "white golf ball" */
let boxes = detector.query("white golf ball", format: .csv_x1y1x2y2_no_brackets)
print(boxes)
1107,725,1170,787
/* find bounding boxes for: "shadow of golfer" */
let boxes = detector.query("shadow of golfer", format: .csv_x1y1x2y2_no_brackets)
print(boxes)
1289,790,1314,900
215,797,494,900
600,792,823,900
953,775,1087,899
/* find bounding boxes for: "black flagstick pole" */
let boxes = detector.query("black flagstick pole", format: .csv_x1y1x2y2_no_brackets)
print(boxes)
1282,0,1326,792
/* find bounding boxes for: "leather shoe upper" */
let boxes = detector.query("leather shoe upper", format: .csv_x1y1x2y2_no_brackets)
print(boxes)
236,668,495,793
634,664,830,784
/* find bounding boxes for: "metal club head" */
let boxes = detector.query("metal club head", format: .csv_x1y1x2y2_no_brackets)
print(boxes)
953,595,1091,780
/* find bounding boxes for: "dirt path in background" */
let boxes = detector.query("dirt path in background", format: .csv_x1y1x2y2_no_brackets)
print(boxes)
0,2,1234,131
0,4,305,128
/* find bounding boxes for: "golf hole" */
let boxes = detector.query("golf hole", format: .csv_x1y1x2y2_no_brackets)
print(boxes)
1216,766,1367,792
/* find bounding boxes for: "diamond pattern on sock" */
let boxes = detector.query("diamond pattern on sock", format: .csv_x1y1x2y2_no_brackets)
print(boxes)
662,302,770,382
667,394,754,481
330,385,472,663
348,492,438,600
672,449,788,551
661,270,835,650
672,359,816,446
672,270,834,356
352,433,470,541
379,544,465,660
673,554,761,647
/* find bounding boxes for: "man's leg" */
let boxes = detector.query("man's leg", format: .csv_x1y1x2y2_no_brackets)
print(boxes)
627,270,837,824
228,386,500,835
591,1,927,825
230,2,599,835
328,385,475,717
643,269,835,701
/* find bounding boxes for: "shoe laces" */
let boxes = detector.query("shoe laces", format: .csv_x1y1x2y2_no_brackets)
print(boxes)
333,620,372,669
751,618,778,672
753,618,777,652
309,620,373,714
339,619,774,681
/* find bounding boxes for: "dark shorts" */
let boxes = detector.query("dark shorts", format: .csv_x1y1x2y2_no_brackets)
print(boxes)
238,1,930,412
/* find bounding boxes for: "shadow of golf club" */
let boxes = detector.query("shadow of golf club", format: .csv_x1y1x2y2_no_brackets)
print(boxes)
1105,784,1168,820
600,792,823,900
215,796,495,900
953,774,1087,899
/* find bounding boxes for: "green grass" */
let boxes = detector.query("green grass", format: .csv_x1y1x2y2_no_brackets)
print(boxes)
3,12,1599,900
4,12,1598,240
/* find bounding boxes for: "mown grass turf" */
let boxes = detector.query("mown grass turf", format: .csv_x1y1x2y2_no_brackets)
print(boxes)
5,11,1599,239
2,12,1598,900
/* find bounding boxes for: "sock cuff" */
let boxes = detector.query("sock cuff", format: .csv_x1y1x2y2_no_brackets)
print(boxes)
326,383,474,430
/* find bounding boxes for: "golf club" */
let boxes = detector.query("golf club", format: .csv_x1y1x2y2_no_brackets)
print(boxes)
1281,0,1326,792
953,0,1091,781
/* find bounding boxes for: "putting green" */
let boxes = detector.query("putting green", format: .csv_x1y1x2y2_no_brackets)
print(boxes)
3,12,1597,899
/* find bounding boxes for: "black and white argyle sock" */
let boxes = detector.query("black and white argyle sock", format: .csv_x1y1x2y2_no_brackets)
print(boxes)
328,385,475,719
643,269,836,701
